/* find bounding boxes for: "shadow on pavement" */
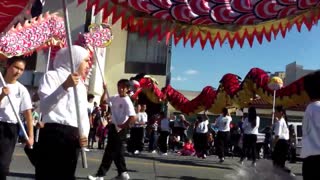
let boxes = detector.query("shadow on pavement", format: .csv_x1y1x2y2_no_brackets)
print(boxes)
8,172,35,178
128,154,233,170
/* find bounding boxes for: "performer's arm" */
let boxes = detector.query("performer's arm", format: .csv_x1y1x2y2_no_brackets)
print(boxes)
23,109,34,147
100,83,108,105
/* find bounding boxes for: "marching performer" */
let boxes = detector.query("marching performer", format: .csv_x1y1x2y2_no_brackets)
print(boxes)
35,45,90,180
0,56,34,180
88,79,136,180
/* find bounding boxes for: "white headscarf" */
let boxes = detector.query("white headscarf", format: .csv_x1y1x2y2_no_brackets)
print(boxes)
53,45,89,77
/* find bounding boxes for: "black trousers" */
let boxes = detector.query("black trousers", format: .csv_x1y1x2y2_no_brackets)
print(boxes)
216,131,230,159
173,127,187,142
35,123,80,180
241,134,257,162
128,127,144,153
194,132,208,155
96,124,127,176
303,155,320,180
158,131,170,153
272,139,289,170
88,127,97,148
0,122,18,180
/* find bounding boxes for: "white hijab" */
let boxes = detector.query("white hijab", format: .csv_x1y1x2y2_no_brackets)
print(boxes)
53,45,89,81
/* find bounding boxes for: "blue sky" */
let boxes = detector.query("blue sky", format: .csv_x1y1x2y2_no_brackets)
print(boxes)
170,24,320,91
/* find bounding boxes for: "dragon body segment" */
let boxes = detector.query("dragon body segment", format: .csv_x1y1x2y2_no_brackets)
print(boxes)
132,68,310,114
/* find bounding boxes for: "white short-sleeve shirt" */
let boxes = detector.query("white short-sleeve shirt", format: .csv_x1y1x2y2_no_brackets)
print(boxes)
0,82,32,124
216,115,232,132
273,118,289,140
135,112,148,127
196,119,209,133
109,95,136,126
242,116,260,135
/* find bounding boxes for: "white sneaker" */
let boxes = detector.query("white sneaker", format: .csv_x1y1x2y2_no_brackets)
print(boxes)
134,150,140,155
84,148,90,152
120,172,130,180
88,175,104,180
151,150,157,154
162,153,168,156
112,172,130,180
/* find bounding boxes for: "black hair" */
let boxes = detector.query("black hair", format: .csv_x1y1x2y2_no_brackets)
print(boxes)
117,79,131,88
196,115,203,122
275,106,288,125
304,71,320,100
6,56,26,67
248,106,257,128
222,107,228,116
87,94,95,101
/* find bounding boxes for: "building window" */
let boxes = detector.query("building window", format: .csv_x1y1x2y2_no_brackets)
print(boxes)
125,32,171,75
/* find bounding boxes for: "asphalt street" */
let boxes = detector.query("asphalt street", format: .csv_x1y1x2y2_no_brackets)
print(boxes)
8,144,303,180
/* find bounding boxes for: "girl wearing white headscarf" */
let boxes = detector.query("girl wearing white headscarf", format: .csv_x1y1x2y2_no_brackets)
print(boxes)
35,45,90,180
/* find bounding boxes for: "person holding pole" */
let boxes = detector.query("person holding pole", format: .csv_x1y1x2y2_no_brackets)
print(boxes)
272,106,291,174
88,79,136,180
35,45,90,180
0,56,34,180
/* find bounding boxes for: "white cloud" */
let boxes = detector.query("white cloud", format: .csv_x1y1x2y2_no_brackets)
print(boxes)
171,76,187,81
184,69,198,75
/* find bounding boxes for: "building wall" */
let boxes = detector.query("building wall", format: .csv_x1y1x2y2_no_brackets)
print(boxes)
296,69,314,80
285,62,298,85
285,61,315,85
